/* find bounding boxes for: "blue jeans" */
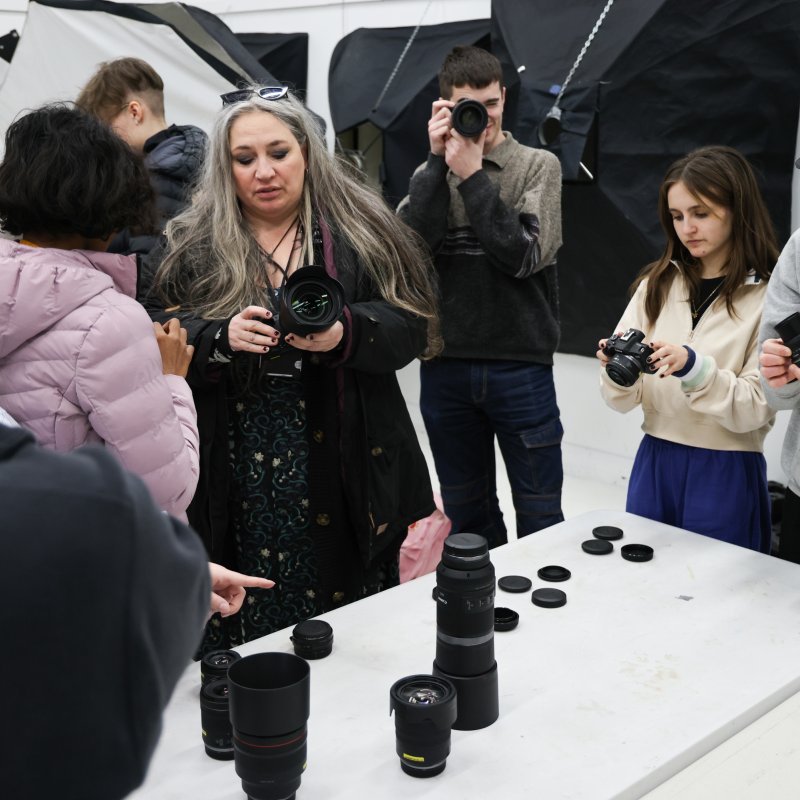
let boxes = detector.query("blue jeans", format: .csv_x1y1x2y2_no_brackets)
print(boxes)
420,358,564,548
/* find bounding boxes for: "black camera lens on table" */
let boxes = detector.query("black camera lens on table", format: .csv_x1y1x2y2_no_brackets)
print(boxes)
200,649,241,687
200,678,234,760
775,312,800,366
602,328,657,387
451,99,488,138
432,532,499,730
389,674,457,778
228,652,310,800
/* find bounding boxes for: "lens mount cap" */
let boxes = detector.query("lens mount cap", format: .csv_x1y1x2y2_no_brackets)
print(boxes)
494,607,520,632
621,543,654,562
582,538,613,555
593,525,624,541
532,588,567,608
291,619,334,659
537,565,571,582
498,574,533,593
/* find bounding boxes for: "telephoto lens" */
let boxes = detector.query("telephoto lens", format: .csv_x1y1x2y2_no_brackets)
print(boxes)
200,678,234,760
200,649,241,687
432,532,499,730
389,675,457,778
228,652,310,800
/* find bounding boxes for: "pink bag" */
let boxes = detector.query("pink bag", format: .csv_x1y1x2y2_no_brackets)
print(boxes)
400,493,452,582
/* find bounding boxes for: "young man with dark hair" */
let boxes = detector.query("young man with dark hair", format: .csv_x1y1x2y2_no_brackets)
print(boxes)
76,57,208,254
398,45,564,548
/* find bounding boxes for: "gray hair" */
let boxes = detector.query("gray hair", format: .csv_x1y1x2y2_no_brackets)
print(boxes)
156,87,440,356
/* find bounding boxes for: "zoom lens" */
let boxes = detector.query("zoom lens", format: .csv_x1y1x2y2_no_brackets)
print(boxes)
279,265,344,336
432,533,498,730
451,99,488,138
228,652,310,800
200,678,233,760
605,355,642,387
390,675,457,778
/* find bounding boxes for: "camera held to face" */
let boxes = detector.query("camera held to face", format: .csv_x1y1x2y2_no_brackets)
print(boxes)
450,99,488,139
602,328,657,387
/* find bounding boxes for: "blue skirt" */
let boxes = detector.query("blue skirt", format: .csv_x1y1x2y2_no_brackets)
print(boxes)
626,434,771,553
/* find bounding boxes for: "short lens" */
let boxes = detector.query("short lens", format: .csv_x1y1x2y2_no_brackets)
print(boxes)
605,355,641,387
200,649,241,687
390,675,457,778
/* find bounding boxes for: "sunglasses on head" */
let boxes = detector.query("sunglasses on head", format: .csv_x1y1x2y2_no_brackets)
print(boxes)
220,86,289,107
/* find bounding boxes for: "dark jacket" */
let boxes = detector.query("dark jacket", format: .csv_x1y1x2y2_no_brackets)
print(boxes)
140,220,434,608
0,423,209,799
111,124,208,256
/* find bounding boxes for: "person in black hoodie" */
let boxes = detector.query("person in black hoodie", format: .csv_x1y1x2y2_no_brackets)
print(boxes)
76,57,208,255
0,416,270,799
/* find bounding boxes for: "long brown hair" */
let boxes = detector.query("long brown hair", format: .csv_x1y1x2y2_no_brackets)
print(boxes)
632,145,779,325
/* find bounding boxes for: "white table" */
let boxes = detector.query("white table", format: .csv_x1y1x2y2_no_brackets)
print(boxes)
129,511,800,800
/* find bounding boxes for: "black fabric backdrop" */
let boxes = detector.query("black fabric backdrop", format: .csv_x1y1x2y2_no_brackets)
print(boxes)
237,32,309,98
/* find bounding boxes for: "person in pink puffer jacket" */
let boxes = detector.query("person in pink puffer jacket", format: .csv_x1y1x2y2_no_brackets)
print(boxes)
0,103,199,517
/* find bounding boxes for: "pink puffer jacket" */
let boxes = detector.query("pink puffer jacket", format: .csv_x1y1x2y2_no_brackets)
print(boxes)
0,239,199,517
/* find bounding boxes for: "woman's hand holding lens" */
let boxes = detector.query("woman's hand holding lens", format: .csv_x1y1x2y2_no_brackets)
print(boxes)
229,305,280,353
285,321,344,353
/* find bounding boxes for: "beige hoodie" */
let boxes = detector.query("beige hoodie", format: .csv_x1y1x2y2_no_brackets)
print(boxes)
600,264,774,452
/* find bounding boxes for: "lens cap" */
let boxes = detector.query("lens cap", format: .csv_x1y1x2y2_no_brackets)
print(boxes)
498,575,533,593
537,565,571,582
531,588,567,608
582,538,613,555
494,607,519,632
621,543,654,562
593,525,623,541
291,619,334,659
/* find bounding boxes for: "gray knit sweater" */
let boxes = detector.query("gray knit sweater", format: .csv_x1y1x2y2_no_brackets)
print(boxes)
398,132,563,363
759,229,800,493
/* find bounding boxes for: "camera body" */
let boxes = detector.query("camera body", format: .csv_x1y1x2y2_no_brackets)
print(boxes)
450,98,488,139
602,328,657,387
775,311,800,366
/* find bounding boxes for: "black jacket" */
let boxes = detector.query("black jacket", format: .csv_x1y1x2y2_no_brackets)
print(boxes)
0,424,209,799
140,220,434,607
111,124,208,256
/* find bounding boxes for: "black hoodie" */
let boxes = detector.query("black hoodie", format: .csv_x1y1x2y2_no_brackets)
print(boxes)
0,424,209,799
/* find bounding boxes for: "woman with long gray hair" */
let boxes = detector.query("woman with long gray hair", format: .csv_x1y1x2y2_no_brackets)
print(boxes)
146,85,440,649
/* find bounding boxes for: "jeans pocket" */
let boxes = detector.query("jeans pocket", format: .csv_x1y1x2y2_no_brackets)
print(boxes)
520,417,564,495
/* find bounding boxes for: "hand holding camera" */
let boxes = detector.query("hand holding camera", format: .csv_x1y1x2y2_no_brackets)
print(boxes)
428,97,488,178
600,328,658,386
760,311,800,387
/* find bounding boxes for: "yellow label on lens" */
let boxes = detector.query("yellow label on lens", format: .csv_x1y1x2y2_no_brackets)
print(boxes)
402,754,425,763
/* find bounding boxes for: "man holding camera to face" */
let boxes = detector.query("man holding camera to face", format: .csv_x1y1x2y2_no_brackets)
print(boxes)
398,46,564,548
759,226,800,562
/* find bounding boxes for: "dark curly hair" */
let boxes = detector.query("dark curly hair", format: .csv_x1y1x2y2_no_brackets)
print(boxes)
0,103,155,239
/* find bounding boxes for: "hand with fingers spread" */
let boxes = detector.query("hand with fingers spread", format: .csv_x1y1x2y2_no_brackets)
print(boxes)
648,340,689,378
208,563,275,618
228,305,280,354
154,317,194,377
760,338,800,387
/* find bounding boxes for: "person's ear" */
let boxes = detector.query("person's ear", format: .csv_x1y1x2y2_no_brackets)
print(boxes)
127,99,145,126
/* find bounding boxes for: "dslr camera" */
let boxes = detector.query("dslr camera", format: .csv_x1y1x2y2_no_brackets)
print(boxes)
602,328,657,387
775,311,800,366
451,99,488,139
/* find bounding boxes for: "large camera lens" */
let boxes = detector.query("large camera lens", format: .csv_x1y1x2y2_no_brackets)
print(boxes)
279,265,345,336
432,533,499,730
228,652,310,800
389,674,457,778
200,649,241,687
451,99,489,138
200,678,234,760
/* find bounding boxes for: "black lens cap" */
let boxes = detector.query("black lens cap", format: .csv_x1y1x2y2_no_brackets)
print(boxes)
291,619,334,659
621,543,654,562
593,525,623,541
532,588,567,608
494,607,520,632
582,538,613,555
498,575,533,593
537,565,571,582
